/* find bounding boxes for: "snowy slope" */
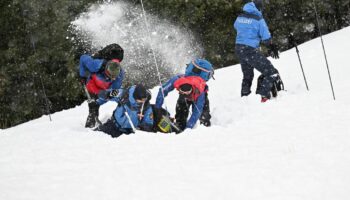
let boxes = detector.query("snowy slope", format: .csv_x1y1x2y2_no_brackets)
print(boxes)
1,27,350,200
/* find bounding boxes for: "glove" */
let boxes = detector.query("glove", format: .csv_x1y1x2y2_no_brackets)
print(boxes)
267,43,279,59
109,89,119,98
173,122,184,134
79,77,87,85
200,121,211,127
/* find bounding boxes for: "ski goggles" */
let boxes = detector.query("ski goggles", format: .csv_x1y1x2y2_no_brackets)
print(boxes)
105,59,121,80
191,60,215,80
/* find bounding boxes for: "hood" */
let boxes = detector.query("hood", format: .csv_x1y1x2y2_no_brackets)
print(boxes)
243,2,262,17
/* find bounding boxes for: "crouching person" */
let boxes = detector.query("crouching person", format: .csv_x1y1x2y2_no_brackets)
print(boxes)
155,75,208,133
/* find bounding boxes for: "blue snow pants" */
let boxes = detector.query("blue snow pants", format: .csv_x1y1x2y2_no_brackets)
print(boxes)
235,44,279,98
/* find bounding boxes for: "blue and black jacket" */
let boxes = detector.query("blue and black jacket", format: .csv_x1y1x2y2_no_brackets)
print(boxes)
110,86,153,132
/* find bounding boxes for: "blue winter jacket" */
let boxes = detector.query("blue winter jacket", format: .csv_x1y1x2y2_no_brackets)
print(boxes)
234,2,271,48
79,54,124,105
111,86,153,131
155,75,206,129
79,55,104,77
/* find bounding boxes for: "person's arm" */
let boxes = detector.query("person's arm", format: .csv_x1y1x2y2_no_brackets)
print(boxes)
96,88,125,105
259,19,271,42
155,77,178,108
79,55,104,75
186,93,206,129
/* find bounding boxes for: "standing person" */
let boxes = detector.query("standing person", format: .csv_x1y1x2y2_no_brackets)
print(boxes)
79,44,124,128
233,0,280,102
155,75,208,133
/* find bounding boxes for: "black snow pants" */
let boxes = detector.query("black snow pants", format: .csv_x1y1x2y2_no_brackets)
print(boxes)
85,93,100,128
235,44,279,98
175,92,211,130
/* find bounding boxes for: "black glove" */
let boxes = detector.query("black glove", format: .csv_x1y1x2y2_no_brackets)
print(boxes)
109,89,119,98
267,43,279,59
200,121,211,127
79,77,87,85
173,122,184,134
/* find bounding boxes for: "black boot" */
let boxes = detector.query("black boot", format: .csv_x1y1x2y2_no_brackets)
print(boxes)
85,101,100,128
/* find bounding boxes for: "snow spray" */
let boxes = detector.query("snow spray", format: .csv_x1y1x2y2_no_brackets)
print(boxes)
70,1,202,87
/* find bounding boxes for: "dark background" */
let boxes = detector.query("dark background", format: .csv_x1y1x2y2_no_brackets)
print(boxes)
1,0,349,128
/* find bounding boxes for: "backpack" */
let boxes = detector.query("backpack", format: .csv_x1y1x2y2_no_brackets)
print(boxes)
151,105,180,133
256,74,284,97
93,43,124,62
185,59,214,81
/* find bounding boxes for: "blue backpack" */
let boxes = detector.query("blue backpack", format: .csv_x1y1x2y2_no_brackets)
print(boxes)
185,59,214,81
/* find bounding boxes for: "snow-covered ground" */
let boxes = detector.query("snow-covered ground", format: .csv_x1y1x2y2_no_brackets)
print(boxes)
1,27,350,200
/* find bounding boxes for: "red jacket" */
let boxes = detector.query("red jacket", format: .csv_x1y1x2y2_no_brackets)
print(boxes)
86,73,112,95
173,76,207,101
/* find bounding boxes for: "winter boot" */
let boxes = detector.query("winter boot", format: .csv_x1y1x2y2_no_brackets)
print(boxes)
261,96,269,103
85,101,100,128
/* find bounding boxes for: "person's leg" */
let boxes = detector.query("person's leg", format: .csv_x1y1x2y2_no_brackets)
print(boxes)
94,118,123,138
235,45,255,96
175,95,190,130
248,49,279,98
85,100,100,128
199,93,211,126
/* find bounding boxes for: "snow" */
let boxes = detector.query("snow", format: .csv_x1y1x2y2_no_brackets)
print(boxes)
1,26,350,200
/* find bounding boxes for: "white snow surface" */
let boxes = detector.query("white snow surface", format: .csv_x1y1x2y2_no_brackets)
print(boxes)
1,27,350,200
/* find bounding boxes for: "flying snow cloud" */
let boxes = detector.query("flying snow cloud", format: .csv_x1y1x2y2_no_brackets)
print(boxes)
71,1,202,86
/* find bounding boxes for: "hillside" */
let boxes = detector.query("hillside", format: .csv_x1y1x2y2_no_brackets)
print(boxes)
1,27,350,200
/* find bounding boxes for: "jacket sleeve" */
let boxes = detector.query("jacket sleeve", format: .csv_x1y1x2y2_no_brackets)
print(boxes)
258,19,271,41
155,77,178,108
79,55,104,77
186,92,205,129
110,69,125,89
114,105,139,129
139,106,154,132
96,88,124,105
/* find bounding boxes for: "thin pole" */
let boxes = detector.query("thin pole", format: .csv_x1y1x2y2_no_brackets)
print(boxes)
39,75,52,121
139,0,174,131
124,109,137,132
313,0,336,100
289,34,309,91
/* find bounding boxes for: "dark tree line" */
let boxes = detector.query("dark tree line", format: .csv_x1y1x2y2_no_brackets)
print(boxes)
1,0,349,128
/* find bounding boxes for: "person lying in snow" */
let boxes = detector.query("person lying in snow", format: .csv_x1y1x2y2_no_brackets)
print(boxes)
94,84,179,138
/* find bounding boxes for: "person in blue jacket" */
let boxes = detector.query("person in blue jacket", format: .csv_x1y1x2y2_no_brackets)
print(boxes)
79,44,125,128
234,0,280,102
95,84,154,138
